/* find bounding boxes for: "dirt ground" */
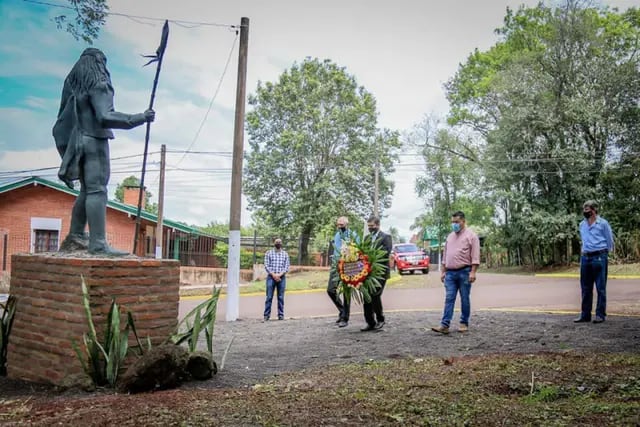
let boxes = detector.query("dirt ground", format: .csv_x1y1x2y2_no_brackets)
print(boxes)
1,310,638,395
198,309,640,389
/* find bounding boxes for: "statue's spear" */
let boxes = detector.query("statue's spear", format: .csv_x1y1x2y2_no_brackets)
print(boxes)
133,20,169,255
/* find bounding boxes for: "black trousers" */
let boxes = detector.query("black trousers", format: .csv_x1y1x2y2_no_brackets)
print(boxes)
327,268,350,321
363,279,387,327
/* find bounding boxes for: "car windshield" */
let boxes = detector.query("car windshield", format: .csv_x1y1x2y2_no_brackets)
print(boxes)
394,244,420,253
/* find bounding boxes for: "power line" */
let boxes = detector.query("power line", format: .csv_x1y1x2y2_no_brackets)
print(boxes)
21,0,242,29
165,150,232,156
400,152,640,163
0,152,159,177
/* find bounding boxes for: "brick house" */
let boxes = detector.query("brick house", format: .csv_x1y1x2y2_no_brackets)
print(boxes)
0,176,218,274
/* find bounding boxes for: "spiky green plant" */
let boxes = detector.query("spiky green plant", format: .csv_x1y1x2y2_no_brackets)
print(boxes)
169,287,221,354
0,295,17,376
72,276,144,387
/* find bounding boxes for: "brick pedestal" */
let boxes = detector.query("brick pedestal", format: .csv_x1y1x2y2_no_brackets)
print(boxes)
7,253,180,386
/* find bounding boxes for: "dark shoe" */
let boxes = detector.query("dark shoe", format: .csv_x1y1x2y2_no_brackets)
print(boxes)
278,316,284,320
263,316,269,322
573,317,591,323
374,321,385,330
360,324,377,332
335,318,342,324
431,325,450,334
337,320,348,328
592,316,605,324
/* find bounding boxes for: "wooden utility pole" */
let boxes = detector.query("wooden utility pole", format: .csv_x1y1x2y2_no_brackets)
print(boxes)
155,144,166,259
226,17,249,321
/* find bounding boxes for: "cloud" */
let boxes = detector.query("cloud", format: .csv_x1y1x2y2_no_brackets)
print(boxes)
0,107,56,151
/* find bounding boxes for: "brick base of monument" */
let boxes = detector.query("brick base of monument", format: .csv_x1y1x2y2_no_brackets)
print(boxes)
7,253,180,386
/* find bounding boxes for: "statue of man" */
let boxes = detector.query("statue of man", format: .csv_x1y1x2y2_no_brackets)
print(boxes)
53,48,155,255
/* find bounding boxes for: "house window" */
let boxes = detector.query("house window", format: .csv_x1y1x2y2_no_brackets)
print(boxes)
30,217,62,253
34,230,59,253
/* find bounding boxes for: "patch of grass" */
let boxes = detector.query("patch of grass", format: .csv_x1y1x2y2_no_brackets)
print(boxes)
238,271,330,294
492,260,640,276
2,353,639,426
483,265,537,275
487,262,640,276
525,384,566,403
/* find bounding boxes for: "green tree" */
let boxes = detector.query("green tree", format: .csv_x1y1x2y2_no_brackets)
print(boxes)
53,0,109,44
387,226,405,244
114,175,158,215
406,115,494,246
244,58,400,262
444,1,640,264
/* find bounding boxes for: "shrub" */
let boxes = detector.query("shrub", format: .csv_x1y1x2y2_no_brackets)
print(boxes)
168,287,221,355
213,243,261,269
72,277,147,387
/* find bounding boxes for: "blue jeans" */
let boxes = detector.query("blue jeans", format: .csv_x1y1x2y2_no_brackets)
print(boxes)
579,254,608,319
440,267,472,328
264,275,286,319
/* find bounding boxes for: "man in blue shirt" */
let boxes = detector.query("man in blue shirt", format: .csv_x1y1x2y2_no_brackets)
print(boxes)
327,216,358,327
263,238,290,321
575,200,614,324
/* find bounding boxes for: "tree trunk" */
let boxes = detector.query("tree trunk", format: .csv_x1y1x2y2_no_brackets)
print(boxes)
298,222,313,265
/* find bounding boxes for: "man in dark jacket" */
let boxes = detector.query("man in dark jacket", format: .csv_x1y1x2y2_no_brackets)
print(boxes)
53,48,154,255
361,215,393,331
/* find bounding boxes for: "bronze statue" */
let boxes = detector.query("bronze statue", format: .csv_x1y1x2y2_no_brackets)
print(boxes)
53,48,154,255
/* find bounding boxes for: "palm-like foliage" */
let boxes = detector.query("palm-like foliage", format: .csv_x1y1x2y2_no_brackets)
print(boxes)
72,277,145,387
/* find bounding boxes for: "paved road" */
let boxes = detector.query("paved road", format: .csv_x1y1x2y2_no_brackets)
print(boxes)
180,272,640,320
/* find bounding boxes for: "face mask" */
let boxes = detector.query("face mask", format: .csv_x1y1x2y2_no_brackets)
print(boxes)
274,243,282,249
451,223,461,233
339,226,347,233
583,211,593,219
368,227,378,234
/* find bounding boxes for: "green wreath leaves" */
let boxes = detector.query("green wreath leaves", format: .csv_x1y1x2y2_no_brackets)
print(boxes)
333,233,389,305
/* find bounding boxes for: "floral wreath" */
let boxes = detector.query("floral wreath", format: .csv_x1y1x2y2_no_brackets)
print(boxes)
334,234,389,305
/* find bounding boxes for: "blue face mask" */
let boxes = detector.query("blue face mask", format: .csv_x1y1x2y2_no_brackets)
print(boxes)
451,223,461,233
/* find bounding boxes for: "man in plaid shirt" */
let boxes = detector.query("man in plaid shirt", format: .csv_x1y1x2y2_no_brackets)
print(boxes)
263,238,290,321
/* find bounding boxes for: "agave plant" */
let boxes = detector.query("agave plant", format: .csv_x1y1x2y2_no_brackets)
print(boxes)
169,287,221,354
0,295,17,376
72,277,145,387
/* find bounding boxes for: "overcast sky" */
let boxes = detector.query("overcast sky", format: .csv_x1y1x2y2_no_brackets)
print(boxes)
1,0,637,239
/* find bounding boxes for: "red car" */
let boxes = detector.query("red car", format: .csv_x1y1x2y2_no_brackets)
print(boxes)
391,243,429,275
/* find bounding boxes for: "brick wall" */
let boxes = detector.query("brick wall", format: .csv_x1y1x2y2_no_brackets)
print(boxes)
0,185,138,272
7,253,180,386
